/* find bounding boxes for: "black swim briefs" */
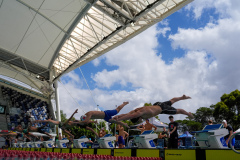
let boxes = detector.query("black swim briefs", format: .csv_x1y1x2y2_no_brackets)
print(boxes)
153,101,177,114
37,126,46,134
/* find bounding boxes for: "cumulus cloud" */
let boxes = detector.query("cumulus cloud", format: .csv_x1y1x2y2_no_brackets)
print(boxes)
57,0,240,123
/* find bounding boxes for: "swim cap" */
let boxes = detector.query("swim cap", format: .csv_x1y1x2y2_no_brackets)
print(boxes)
80,115,87,121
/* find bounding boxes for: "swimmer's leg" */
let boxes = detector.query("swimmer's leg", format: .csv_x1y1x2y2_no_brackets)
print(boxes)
176,109,194,119
170,95,191,104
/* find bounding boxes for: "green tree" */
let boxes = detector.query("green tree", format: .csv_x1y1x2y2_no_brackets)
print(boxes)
193,107,214,126
213,89,240,130
176,120,202,133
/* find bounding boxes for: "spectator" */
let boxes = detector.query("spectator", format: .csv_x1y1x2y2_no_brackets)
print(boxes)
144,119,157,131
99,128,106,137
117,124,129,148
208,120,213,125
137,124,145,134
222,120,235,148
158,127,168,148
168,116,178,149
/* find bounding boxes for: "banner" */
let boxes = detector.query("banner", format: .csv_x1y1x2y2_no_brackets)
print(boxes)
165,150,195,160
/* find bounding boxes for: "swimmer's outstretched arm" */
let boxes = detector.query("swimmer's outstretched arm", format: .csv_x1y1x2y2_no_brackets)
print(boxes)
62,109,78,127
115,110,144,122
34,119,60,125
112,113,128,120
71,120,97,125
108,119,130,128
112,108,140,120
86,126,99,138
62,129,74,139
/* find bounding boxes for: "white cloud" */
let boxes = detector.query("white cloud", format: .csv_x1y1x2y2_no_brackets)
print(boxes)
92,56,105,67
158,27,171,38
57,0,240,124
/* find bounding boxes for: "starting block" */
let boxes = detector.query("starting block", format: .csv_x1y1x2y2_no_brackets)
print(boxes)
97,134,115,148
131,130,158,148
192,124,229,148
33,141,42,148
12,143,19,148
56,138,69,148
42,139,55,148
73,136,89,148
25,142,34,148
19,142,26,148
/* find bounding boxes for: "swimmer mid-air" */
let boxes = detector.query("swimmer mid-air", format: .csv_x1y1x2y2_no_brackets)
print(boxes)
79,102,130,128
34,109,79,139
111,95,194,124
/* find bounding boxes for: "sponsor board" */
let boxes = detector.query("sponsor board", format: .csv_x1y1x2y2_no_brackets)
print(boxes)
71,149,81,154
40,148,46,152
82,149,94,155
206,150,240,160
137,149,159,157
97,149,111,155
114,149,131,157
46,148,53,152
53,148,61,153
165,150,195,160
61,148,70,153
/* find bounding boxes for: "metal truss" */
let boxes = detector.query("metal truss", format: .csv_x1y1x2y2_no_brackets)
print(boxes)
52,0,193,82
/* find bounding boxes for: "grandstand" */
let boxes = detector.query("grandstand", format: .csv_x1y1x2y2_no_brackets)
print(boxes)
0,78,53,133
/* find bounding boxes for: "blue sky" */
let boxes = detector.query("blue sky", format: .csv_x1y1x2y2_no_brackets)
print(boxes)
57,0,240,123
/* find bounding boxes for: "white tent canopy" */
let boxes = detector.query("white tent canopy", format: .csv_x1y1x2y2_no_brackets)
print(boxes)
130,117,168,132
0,0,192,93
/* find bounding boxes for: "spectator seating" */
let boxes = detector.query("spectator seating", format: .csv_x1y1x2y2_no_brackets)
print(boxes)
1,86,51,132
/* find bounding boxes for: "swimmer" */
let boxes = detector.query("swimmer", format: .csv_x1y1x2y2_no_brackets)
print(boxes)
117,124,129,148
0,132,31,142
15,125,42,139
15,123,53,139
98,128,106,138
111,95,194,124
34,109,79,139
79,102,130,128
144,119,157,131
137,124,145,134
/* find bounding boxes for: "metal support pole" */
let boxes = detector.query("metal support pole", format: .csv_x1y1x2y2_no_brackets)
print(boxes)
54,80,62,136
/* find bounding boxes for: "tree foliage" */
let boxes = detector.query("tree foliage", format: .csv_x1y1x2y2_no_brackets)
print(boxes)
173,90,240,132
193,107,214,125
176,120,202,133
212,89,240,130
